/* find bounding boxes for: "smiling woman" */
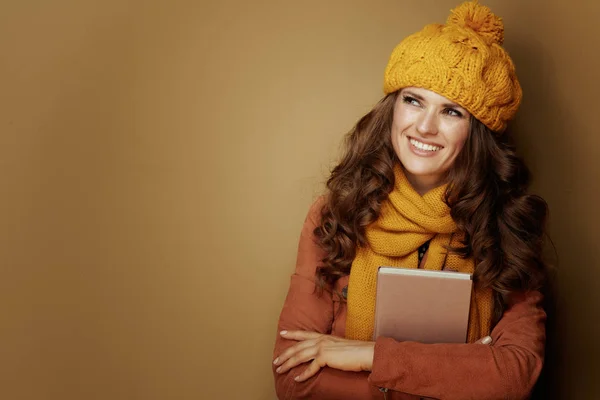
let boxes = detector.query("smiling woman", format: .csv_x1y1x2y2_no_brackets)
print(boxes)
392,88,471,195
272,1,549,400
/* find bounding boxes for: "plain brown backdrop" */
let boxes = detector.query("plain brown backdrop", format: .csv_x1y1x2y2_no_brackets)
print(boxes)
1,0,598,399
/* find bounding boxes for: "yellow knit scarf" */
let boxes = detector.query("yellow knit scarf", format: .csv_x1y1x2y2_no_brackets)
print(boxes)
345,164,493,343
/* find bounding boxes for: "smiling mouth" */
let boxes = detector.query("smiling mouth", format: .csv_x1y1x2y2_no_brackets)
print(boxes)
409,137,443,152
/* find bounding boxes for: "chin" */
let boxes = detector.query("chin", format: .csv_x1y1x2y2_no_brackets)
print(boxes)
400,158,441,177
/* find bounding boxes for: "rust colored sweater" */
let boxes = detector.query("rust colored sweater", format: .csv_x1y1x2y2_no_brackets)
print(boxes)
272,200,546,400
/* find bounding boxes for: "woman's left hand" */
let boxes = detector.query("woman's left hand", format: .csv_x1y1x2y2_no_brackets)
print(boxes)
273,330,375,382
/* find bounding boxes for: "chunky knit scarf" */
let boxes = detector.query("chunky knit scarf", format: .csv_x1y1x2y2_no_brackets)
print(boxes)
345,164,493,343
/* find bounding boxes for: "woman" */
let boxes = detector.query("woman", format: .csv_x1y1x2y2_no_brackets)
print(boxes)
272,2,548,399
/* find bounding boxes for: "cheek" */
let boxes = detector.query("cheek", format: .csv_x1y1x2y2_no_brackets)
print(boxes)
391,115,412,150
390,120,404,149
391,105,414,133
447,125,469,153
453,137,468,154
442,127,469,166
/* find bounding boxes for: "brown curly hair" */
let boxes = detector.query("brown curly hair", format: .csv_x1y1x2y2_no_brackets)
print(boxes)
314,92,548,320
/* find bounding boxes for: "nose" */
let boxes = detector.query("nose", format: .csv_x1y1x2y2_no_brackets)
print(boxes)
416,109,439,136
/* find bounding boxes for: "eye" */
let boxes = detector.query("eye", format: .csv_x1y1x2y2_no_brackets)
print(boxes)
402,96,421,107
444,108,463,118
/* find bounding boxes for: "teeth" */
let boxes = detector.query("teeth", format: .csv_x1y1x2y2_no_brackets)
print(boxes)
410,138,442,152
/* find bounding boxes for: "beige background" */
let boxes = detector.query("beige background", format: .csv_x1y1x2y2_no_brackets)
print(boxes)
1,0,598,399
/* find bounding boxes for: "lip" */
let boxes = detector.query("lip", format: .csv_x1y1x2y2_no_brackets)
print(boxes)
407,136,444,148
407,136,444,157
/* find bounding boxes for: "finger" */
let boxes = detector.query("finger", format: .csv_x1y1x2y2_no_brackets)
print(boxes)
294,359,322,382
475,336,492,345
274,339,318,366
276,345,319,374
280,330,322,341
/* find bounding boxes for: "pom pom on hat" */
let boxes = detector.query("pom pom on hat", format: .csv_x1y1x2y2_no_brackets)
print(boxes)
447,1,504,45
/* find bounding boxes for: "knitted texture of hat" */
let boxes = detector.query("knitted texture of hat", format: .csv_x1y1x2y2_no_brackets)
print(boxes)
383,1,522,132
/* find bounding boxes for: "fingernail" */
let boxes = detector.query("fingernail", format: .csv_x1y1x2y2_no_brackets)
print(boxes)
280,330,288,336
276,366,282,373
273,358,279,365
294,376,300,381
481,336,492,345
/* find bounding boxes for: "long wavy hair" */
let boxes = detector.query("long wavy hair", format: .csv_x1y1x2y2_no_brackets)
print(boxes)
314,91,548,321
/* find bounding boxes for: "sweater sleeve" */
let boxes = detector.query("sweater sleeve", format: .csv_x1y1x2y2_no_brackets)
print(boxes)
368,290,546,400
272,199,376,400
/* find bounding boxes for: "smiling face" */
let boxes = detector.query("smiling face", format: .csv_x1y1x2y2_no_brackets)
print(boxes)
391,87,471,195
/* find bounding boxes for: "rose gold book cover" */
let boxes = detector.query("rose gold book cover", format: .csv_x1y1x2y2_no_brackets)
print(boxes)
373,266,473,344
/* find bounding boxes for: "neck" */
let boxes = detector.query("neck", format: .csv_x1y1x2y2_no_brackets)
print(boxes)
403,168,444,196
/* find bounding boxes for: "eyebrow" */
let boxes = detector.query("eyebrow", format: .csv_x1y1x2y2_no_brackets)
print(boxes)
403,90,464,109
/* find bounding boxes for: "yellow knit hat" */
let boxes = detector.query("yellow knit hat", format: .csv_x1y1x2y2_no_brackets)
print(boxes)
383,1,521,132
